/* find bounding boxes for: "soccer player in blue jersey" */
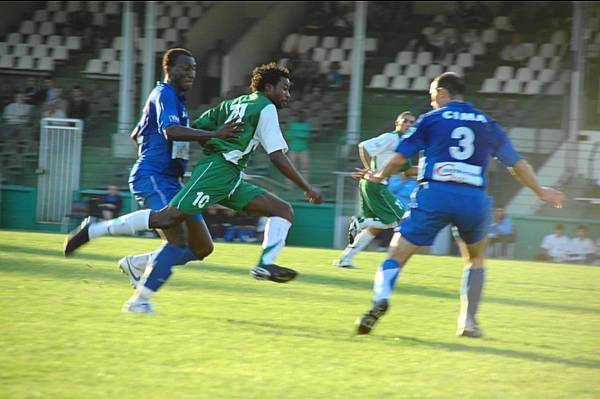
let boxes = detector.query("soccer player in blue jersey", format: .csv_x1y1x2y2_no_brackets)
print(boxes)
67,48,241,313
355,72,565,337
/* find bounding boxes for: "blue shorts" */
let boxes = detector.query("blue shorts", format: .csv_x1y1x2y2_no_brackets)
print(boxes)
398,181,492,246
129,174,203,222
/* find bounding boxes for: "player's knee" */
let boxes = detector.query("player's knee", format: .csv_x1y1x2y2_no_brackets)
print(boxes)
155,207,186,229
191,241,214,259
276,201,294,222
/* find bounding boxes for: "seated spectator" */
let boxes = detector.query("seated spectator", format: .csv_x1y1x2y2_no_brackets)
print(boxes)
24,77,43,105
42,88,68,119
2,92,33,139
567,225,596,264
326,61,342,89
467,1,493,31
537,224,570,262
500,33,529,65
415,21,448,61
96,185,123,220
67,85,90,121
286,111,312,179
487,207,516,258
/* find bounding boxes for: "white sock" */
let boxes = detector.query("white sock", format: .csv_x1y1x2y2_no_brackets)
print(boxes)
128,250,157,274
89,209,151,240
258,217,291,265
130,286,155,303
340,230,376,260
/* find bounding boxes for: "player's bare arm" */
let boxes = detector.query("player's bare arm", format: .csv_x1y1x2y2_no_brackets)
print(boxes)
268,150,322,204
362,153,408,183
358,143,372,170
163,118,244,144
508,159,565,208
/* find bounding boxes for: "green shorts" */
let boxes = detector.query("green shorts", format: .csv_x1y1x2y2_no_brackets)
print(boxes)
359,178,405,225
170,154,266,214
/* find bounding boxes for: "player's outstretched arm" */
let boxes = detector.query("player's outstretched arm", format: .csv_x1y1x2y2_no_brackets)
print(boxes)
509,159,565,208
268,150,322,204
163,118,244,144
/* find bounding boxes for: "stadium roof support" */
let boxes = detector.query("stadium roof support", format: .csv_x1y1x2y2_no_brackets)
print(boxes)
141,1,157,109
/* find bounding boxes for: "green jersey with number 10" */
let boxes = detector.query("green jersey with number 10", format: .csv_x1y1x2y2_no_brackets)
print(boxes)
192,91,288,171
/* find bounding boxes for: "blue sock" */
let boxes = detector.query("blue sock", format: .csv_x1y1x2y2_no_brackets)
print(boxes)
461,267,485,323
144,244,200,292
373,258,403,302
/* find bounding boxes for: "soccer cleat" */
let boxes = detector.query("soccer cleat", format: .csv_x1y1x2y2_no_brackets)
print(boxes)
347,216,360,245
250,264,298,283
118,256,143,289
457,323,483,338
356,299,389,335
122,300,156,314
333,258,358,269
64,216,97,256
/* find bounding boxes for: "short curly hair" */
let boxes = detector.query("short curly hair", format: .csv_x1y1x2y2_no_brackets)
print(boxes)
162,48,193,74
250,62,290,92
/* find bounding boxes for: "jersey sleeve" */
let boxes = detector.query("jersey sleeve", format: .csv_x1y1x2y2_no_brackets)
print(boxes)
489,121,522,166
256,104,288,154
395,115,426,157
361,133,396,157
192,105,219,131
156,90,182,132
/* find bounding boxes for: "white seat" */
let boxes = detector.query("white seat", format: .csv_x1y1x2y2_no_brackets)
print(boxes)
548,81,564,95
493,16,511,31
410,76,429,91
52,46,68,61
298,35,318,53
39,22,54,36
107,60,121,74
100,48,116,62
170,4,183,18
17,55,34,70
7,33,22,45
177,16,191,29
339,60,351,75
0,54,15,68
405,64,421,78
20,20,35,35
480,78,500,93
27,34,43,46
524,80,542,95
537,68,555,83
46,35,62,47
482,28,497,44
439,53,454,66
341,37,353,50
469,41,485,56
503,79,522,94
157,16,171,30
328,48,345,62
368,74,388,89
66,36,82,51
456,53,473,68
364,38,377,52
390,75,409,90
395,51,413,65
382,62,400,77
515,67,534,82
446,65,463,76
318,61,329,74
162,28,178,44
13,44,30,57
92,13,106,27
154,38,167,52
415,51,433,65
32,45,48,59
112,37,123,51
53,10,68,24
33,10,49,22
527,56,545,70
494,65,514,81
321,36,338,49
522,43,536,58
312,47,327,62
38,57,55,72
190,5,203,19
0,42,7,56
538,43,555,58
550,31,567,46
424,64,443,79
282,33,299,53
84,58,103,74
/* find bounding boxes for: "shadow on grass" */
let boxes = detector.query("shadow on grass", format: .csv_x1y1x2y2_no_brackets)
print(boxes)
224,317,600,370
2,243,598,316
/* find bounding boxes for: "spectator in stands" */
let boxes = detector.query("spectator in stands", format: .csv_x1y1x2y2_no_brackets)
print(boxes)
42,88,67,119
331,4,353,37
24,77,43,106
326,61,342,89
538,224,570,262
96,185,123,221
41,76,58,104
223,210,263,243
500,33,529,65
487,207,516,258
2,92,33,139
286,110,312,179
415,21,448,61
70,8,94,49
467,1,493,32
67,86,90,121
567,225,596,264
292,52,319,97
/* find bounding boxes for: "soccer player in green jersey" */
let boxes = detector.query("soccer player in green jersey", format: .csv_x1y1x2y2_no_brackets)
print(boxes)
64,63,322,312
334,112,416,269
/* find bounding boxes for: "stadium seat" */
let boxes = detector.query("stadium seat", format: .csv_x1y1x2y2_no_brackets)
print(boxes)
282,33,299,53
190,5,203,19
503,79,522,94
177,16,191,30
107,60,120,75
52,46,68,62
339,60,351,75
341,37,353,50
524,80,542,95
549,56,562,70
32,45,48,59
482,28,497,44
548,81,565,96
550,30,567,46
415,51,433,66
390,75,409,90
312,47,327,62
162,28,178,45
39,22,55,37
16,55,34,70
469,41,486,56
321,36,338,49
364,38,378,52
155,38,167,52
0,43,7,56
7,33,21,45
112,37,123,51
493,16,512,31
328,48,345,62
33,9,49,22
157,16,171,30
382,62,400,77
522,43,536,58
298,35,318,53
46,35,62,47
66,36,82,51
410,76,429,91
83,59,103,74
456,53,473,68
53,10,68,24
170,4,184,18
527,56,545,71
494,65,513,81
446,65,463,76
424,64,443,79
0,54,15,69
515,67,534,82
27,34,43,46
480,78,500,93
13,44,30,58
20,20,35,36
405,64,421,78
537,68,555,83
395,51,413,65
92,13,106,27
368,74,388,89
38,57,55,72
538,43,555,58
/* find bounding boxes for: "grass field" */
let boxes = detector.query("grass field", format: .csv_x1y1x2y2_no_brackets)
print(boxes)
1,230,599,399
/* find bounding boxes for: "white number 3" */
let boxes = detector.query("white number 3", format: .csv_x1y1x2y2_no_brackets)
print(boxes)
449,127,475,160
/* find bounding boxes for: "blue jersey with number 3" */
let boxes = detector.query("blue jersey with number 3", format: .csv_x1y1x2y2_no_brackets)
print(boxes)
396,101,521,189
